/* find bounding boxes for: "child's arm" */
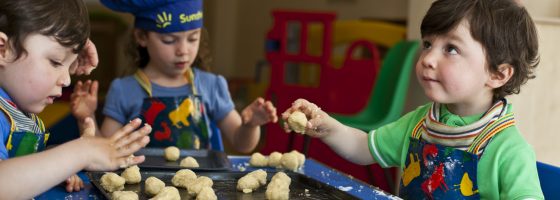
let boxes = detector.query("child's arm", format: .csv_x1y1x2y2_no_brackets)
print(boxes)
219,97,278,153
0,118,151,199
282,99,376,165
71,80,100,136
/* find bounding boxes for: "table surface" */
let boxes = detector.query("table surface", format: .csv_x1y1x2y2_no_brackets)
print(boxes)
36,156,400,200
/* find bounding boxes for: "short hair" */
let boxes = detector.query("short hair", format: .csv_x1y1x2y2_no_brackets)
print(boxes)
0,0,90,61
421,0,539,99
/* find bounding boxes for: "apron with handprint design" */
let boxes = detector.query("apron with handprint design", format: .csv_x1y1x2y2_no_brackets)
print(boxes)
399,100,514,199
0,97,49,157
135,69,212,149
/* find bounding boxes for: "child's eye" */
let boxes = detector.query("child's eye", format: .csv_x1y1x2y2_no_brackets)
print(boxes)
445,45,459,55
50,60,63,67
188,37,199,43
162,38,176,44
422,41,432,50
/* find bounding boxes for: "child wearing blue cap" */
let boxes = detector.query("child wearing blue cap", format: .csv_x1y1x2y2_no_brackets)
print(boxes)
282,0,543,199
72,0,278,152
0,0,152,199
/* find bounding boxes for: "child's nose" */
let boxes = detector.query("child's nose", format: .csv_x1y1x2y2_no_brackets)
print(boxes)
58,71,71,87
420,50,437,69
175,41,189,56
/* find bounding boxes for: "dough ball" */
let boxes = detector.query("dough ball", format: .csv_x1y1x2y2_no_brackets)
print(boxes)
171,169,197,188
196,186,217,200
287,111,307,134
268,151,283,167
187,176,213,195
280,152,300,171
100,172,125,192
121,165,141,184
236,169,267,193
144,176,165,196
149,186,180,200
249,152,268,167
164,146,180,161
111,191,138,200
265,172,291,200
290,150,306,167
180,156,199,168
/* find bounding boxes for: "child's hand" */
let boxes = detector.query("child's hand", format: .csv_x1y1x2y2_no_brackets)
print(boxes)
70,39,98,75
70,80,98,122
281,99,331,138
241,97,278,126
80,118,151,171
64,174,84,192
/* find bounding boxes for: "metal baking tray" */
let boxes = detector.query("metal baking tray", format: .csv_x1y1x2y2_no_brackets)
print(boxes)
88,169,359,200
135,148,231,171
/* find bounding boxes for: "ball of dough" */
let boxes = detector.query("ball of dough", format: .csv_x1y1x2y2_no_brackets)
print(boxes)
290,150,306,167
265,172,291,200
100,172,125,192
236,169,267,193
150,186,180,200
164,146,180,161
287,111,307,134
249,152,268,167
171,169,197,188
187,176,213,195
180,156,199,168
268,151,283,167
111,191,138,200
281,152,300,171
121,165,141,184
144,176,165,196
196,186,217,200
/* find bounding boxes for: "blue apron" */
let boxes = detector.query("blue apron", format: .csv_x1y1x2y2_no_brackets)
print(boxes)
399,106,515,199
0,98,49,157
135,69,213,149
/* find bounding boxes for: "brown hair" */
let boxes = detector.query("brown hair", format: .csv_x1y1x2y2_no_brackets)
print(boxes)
0,0,90,61
421,0,539,99
126,28,213,73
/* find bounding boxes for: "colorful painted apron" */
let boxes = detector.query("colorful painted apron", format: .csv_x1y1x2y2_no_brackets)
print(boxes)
399,100,515,199
135,69,212,149
0,98,48,158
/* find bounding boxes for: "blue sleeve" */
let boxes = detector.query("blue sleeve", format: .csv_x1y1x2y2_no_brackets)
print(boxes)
0,112,10,160
207,75,234,122
103,79,128,124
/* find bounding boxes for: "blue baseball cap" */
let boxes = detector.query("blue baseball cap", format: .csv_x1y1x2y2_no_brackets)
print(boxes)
100,0,203,33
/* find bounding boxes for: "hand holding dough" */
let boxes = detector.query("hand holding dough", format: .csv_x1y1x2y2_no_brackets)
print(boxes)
287,111,307,134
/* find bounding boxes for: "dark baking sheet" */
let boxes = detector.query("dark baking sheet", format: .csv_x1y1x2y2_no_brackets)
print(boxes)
135,148,231,171
88,169,359,200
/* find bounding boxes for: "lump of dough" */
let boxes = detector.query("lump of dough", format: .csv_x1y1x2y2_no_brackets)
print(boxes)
111,191,138,200
100,172,125,192
237,169,267,193
180,156,200,168
144,176,165,196
280,152,300,171
171,169,197,188
164,146,180,161
149,186,180,200
196,186,217,200
187,176,213,195
289,150,306,167
121,165,141,184
265,172,291,200
287,111,307,134
268,151,282,167
249,152,268,167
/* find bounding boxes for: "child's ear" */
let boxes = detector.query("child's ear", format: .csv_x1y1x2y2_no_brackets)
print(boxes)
487,63,514,89
133,29,147,47
0,32,8,59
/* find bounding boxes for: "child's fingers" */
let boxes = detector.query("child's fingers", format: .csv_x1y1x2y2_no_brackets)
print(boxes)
118,155,146,168
116,135,150,157
110,118,143,142
113,124,151,150
81,117,96,137
90,80,99,97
